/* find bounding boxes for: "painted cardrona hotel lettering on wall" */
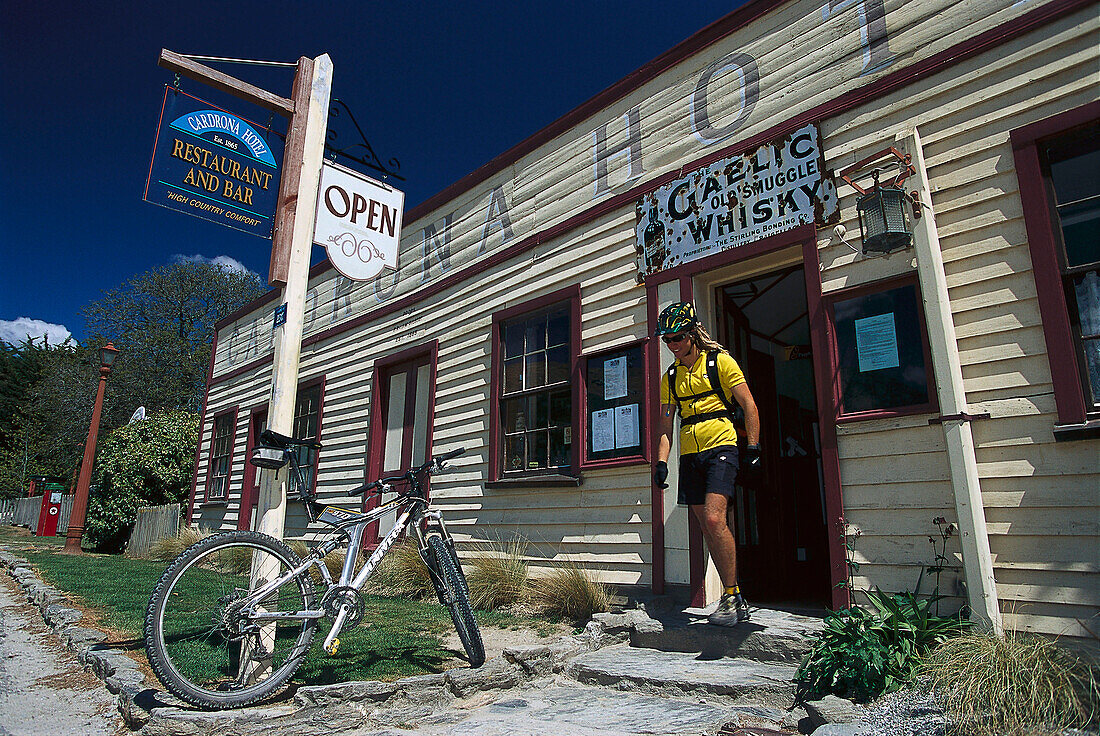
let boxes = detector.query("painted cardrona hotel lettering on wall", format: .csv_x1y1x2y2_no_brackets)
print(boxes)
144,88,282,238
634,124,839,277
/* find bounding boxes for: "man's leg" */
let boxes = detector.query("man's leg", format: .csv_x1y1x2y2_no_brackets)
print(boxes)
691,492,738,587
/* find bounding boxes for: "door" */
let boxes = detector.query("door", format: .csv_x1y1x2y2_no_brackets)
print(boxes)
238,410,267,531
717,266,830,605
365,350,435,544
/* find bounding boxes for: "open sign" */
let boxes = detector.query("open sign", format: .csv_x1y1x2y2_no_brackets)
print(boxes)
313,162,404,281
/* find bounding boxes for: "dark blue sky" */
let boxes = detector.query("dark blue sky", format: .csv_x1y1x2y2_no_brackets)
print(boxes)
0,1,740,344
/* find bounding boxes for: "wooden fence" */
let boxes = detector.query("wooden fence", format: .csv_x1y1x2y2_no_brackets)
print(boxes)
124,503,181,558
0,495,73,533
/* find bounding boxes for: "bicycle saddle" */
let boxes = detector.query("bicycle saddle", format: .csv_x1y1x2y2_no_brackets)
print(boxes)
260,428,323,449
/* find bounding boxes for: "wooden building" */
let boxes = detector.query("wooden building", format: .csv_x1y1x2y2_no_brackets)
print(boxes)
189,0,1099,643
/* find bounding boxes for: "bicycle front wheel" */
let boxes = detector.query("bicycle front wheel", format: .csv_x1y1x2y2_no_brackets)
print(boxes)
144,531,317,709
427,536,485,668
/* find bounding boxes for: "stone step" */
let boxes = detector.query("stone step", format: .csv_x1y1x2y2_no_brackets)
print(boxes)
594,605,825,666
565,644,799,709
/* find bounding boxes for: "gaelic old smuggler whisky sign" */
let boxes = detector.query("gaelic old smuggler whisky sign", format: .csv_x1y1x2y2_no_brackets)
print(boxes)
635,122,838,278
144,88,283,238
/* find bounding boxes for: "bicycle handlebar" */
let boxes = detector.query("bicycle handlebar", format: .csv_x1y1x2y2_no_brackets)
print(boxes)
347,447,465,497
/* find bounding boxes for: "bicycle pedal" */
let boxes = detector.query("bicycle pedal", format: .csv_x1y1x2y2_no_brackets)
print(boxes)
325,638,340,656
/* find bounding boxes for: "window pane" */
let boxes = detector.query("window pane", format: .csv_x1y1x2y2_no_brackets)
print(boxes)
548,310,569,347
530,430,549,470
503,357,523,393
503,398,527,432
534,392,549,428
525,352,545,389
525,318,546,352
1073,269,1100,406
504,434,526,472
1050,148,1100,208
550,428,569,467
550,391,571,426
504,323,524,358
547,345,570,384
1057,198,1100,269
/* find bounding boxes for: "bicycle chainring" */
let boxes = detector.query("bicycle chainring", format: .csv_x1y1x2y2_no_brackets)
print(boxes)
321,585,364,627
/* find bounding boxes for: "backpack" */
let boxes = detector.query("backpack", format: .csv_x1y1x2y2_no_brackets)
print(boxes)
666,350,745,429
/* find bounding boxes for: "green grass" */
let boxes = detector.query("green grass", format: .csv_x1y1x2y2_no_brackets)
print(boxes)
0,526,549,684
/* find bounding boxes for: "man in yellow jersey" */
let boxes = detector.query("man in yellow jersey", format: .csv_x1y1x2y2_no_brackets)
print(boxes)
654,302,762,626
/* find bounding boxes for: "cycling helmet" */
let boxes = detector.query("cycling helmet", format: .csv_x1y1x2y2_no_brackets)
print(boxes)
655,302,697,336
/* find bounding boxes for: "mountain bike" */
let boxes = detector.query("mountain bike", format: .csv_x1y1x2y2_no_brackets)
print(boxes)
143,429,483,710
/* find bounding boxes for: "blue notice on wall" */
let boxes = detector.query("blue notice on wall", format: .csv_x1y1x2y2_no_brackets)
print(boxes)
855,312,900,372
143,87,283,238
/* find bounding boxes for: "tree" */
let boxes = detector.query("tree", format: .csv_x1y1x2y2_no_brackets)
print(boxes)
82,261,266,418
84,409,199,552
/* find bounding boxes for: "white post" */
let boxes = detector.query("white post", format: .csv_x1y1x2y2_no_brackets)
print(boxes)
255,54,333,543
899,127,1002,635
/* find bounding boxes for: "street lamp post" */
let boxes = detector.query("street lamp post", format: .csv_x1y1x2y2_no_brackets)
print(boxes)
63,342,120,554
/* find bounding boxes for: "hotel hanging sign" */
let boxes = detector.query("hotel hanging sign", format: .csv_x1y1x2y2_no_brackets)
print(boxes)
143,88,283,238
635,123,839,277
313,162,404,281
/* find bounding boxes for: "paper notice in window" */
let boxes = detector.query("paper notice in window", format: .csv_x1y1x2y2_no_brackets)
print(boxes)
855,312,900,372
615,403,639,448
604,357,628,400
592,408,615,452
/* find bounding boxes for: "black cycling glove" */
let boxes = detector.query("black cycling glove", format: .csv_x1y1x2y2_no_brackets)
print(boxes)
740,444,763,486
654,461,669,488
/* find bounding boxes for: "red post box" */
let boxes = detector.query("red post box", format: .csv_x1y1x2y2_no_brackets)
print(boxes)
36,484,65,537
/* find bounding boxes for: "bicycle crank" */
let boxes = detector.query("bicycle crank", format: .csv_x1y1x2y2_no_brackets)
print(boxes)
320,585,365,627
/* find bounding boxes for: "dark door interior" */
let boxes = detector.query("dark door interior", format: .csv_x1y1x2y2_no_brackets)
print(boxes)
717,265,830,606
238,410,267,531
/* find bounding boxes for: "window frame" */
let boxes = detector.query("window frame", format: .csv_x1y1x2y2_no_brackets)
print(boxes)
1011,101,1100,437
203,407,238,503
580,337,651,469
488,284,582,486
824,274,938,422
290,376,325,495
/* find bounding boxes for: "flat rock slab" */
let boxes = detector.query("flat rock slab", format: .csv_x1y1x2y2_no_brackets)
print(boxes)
566,644,797,706
630,607,824,665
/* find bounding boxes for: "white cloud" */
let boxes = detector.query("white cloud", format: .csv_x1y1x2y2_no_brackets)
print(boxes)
0,317,72,346
172,254,258,277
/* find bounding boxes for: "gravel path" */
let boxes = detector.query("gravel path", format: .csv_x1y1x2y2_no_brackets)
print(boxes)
0,572,125,736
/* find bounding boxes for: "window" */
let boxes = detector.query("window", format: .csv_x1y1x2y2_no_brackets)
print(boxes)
827,277,936,419
291,382,323,493
583,342,648,465
490,286,580,483
206,411,236,501
1012,104,1100,434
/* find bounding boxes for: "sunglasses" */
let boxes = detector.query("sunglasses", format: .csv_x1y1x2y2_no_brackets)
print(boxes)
662,333,690,345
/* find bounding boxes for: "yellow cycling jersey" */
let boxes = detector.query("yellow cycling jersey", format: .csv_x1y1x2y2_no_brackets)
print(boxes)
660,350,745,455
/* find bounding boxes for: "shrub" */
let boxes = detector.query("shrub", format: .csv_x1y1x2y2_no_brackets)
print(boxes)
796,590,969,704
364,538,433,597
148,526,210,563
466,538,529,610
920,631,1100,736
525,559,612,621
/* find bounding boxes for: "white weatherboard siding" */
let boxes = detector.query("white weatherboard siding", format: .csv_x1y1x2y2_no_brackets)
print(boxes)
192,0,1098,640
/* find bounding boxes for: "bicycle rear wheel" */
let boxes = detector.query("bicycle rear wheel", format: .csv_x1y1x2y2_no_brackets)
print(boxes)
144,531,317,709
427,536,485,668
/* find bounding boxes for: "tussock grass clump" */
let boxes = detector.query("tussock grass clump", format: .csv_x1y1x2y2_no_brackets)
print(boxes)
148,526,210,563
364,538,433,597
466,538,529,610
920,631,1100,736
525,560,611,621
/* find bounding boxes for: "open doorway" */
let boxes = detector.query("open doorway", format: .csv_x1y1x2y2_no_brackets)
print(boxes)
716,265,830,606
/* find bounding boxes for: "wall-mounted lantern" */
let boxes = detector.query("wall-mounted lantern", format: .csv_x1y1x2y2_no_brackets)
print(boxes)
840,147,923,256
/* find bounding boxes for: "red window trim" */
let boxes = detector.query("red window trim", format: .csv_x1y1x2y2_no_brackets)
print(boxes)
1011,101,1100,427
488,284,582,484
823,273,939,423
580,337,652,470
203,407,238,503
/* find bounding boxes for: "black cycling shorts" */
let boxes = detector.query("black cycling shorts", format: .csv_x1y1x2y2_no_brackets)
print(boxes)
677,444,739,506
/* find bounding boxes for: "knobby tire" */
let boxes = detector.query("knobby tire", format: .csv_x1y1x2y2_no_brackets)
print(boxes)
427,536,485,668
143,530,316,709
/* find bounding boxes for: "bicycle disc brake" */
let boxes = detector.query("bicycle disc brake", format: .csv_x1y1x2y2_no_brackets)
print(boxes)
320,585,364,627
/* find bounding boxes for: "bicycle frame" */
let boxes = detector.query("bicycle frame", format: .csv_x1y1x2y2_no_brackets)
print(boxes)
238,444,455,653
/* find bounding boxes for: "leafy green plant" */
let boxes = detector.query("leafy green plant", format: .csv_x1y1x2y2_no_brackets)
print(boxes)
796,589,970,703
921,631,1099,736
